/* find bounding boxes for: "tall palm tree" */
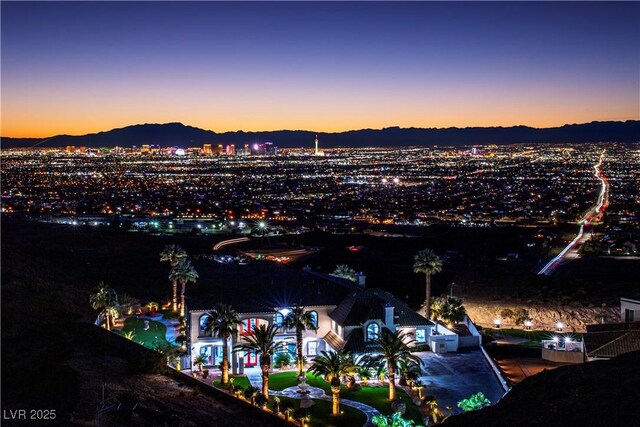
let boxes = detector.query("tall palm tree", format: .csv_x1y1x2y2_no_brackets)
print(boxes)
234,323,281,399
89,282,119,331
282,306,318,376
160,244,187,311
308,350,358,416
360,329,423,401
413,249,442,319
204,304,240,385
169,259,199,317
331,264,357,282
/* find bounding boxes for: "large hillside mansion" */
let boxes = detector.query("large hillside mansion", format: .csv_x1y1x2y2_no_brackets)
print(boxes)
187,263,464,372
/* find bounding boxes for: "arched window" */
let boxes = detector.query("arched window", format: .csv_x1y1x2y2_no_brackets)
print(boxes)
199,314,212,336
274,312,284,327
366,323,380,341
309,311,318,329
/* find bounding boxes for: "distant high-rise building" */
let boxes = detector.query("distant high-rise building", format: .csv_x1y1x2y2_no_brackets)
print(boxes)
225,144,235,155
203,144,212,155
65,146,76,153
314,135,325,156
141,145,150,154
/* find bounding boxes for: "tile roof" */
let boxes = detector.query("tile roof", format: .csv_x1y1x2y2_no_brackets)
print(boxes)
323,330,345,351
584,322,640,358
187,261,356,313
329,287,434,328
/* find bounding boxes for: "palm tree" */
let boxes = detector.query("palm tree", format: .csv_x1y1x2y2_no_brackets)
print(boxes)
331,264,357,282
193,354,206,372
160,244,187,311
282,306,318,376
169,259,199,317
234,323,281,399
204,304,240,385
360,329,423,401
308,350,358,416
90,282,119,331
413,249,442,319
431,296,467,325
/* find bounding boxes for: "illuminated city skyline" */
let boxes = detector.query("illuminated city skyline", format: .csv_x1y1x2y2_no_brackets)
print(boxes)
2,1,639,138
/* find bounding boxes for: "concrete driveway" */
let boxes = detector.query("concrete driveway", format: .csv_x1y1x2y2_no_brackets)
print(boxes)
416,349,506,414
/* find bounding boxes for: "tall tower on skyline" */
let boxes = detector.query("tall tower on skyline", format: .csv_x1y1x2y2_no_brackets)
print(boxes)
315,134,319,156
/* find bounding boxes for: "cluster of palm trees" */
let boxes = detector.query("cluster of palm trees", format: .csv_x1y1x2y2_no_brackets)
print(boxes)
233,320,423,418
160,244,199,317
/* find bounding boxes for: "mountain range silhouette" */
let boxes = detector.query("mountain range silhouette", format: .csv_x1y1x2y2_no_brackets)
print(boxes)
2,120,638,149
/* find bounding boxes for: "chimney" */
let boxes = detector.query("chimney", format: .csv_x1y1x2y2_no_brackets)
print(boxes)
356,272,366,287
384,303,396,332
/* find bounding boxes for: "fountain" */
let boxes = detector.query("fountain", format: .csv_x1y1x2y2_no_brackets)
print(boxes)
297,374,310,394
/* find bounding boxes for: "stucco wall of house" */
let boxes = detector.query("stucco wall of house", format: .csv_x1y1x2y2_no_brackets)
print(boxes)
620,299,640,322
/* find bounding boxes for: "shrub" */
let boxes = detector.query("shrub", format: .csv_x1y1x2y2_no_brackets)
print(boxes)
457,392,491,412
274,352,292,369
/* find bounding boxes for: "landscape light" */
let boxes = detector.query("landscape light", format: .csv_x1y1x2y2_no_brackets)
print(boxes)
524,320,532,330
556,321,564,332
494,318,501,328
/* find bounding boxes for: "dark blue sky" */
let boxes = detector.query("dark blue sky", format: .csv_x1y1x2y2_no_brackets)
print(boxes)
2,1,639,136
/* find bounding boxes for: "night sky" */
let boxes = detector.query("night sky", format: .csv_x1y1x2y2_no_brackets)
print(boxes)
2,1,639,137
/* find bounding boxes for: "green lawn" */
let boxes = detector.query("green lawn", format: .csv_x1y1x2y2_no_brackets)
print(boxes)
269,371,336,392
486,328,582,342
270,396,367,427
213,375,252,390
121,317,170,349
268,371,423,425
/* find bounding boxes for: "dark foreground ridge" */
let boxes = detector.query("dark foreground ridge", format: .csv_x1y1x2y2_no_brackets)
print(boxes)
443,350,640,426
2,120,639,148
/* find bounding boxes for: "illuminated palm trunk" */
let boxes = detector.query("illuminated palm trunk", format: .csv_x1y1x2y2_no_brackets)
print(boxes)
261,362,270,399
296,329,304,376
425,273,432,319
388,362,396,401
221,336,230,385
331,385,340,415
105,311,111,330
180,280,186,317
172,280,178,312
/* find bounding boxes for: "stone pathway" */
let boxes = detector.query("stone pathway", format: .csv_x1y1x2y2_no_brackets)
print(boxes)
245,376,381,427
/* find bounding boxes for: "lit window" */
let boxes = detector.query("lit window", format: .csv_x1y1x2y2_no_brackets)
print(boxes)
366,323,380,341
308,341,318,356
309,311,318,328
275,312,284,327
199,315,211,336
415,329,426,342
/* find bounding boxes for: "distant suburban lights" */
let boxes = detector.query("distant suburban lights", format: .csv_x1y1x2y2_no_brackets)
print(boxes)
556,321,564,332
382,178,388,183
393,178,400,184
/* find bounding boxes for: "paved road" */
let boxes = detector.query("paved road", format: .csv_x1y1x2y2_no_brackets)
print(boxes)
538,150,609,275
416,349,506,414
